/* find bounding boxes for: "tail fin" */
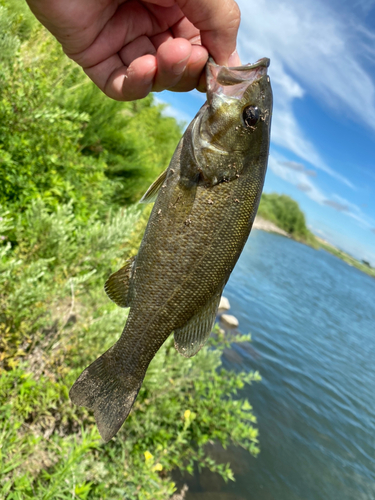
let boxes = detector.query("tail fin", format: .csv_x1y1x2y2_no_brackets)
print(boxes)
69,346,143,442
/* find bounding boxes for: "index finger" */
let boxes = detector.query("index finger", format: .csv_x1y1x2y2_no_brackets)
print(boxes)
146,0,241,66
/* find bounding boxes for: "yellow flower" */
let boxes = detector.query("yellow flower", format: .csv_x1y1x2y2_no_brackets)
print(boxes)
184,409,191,420
152,463,163,472
144,451,153,462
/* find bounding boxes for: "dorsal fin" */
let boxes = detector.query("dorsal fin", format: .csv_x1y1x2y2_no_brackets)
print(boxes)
174,294,221,358
104,256,136,308
139,168,168,204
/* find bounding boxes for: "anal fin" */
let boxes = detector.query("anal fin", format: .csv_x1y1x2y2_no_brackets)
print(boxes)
174,293,221,358
104,256,136,308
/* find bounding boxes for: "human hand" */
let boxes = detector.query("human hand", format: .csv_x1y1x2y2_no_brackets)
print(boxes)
26,0,241,100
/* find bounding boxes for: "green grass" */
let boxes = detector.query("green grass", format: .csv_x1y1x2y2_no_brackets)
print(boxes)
0,5,263,496
0,202,261,499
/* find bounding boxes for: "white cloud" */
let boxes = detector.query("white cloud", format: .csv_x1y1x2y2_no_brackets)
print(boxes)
236,0,375,187
330,194,375,229
270,100,354,187
269,155,327,205
269,154,375,230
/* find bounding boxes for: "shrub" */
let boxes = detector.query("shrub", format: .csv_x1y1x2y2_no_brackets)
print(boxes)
0,0,181,219
0,4,261,496
0,201,260,499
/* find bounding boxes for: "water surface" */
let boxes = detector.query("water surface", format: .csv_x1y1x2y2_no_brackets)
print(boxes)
175,230,375,500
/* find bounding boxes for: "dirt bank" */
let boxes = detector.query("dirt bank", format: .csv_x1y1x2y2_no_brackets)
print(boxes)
253,216,290,237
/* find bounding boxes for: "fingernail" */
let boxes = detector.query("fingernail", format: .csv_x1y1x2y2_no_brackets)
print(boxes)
171,56,189,75
228,50,242,67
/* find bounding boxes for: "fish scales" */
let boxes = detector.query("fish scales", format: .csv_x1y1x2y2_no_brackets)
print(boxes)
70,58,273,442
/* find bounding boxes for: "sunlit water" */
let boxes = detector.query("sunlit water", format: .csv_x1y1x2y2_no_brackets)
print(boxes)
174,230,375,500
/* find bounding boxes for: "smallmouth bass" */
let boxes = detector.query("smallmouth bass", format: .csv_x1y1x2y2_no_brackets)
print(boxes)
70,58,273,442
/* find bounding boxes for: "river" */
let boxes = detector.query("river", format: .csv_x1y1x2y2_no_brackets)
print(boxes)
174,229,375,500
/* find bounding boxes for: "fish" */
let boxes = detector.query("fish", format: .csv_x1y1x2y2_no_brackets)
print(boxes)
69,57,273,442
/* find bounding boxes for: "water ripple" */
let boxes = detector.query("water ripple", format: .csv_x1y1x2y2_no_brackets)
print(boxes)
189,230,375,500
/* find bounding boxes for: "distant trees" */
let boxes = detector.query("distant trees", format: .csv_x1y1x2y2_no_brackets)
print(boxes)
258,193,316,244
257,193,375,276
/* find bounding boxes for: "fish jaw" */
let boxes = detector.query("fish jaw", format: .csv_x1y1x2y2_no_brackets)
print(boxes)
206,57,270,101
191,58,273,186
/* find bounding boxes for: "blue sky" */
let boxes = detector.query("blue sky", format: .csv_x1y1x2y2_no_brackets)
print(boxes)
156,0,375,265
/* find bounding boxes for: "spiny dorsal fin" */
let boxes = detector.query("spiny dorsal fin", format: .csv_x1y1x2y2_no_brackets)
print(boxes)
104,256,136,308
174,294,221,358
139,168,168,204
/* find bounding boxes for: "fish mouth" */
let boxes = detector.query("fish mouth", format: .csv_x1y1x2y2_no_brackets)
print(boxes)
207,57,270,100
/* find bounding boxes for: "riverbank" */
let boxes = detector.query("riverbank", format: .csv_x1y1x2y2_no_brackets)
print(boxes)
253,216,290,237
254,215,375,279
175,229,375,500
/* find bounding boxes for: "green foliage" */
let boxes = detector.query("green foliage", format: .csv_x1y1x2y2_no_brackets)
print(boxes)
1,4,261,497
258,193,309,237
258,192,318,246
1,201,260,499
0,201,140,367
69,84,182,205
0,0,181,219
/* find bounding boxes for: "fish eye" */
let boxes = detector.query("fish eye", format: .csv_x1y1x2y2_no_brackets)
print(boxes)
242,106,260,127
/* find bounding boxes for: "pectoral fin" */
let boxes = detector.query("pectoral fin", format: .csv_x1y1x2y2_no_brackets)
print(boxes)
104,256,136,308
174,294,221,358
139,168,168,204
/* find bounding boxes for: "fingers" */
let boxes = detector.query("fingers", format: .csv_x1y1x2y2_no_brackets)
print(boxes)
85,54,157,101
69,0,184,68
158,44,208,92
143,0,240,67
152,37,207,92
175,0,241,66
152,37,191,91
170,16,201,45
119,35,156,66
27,0,241,102
85,35,208,99
69,0,240,101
